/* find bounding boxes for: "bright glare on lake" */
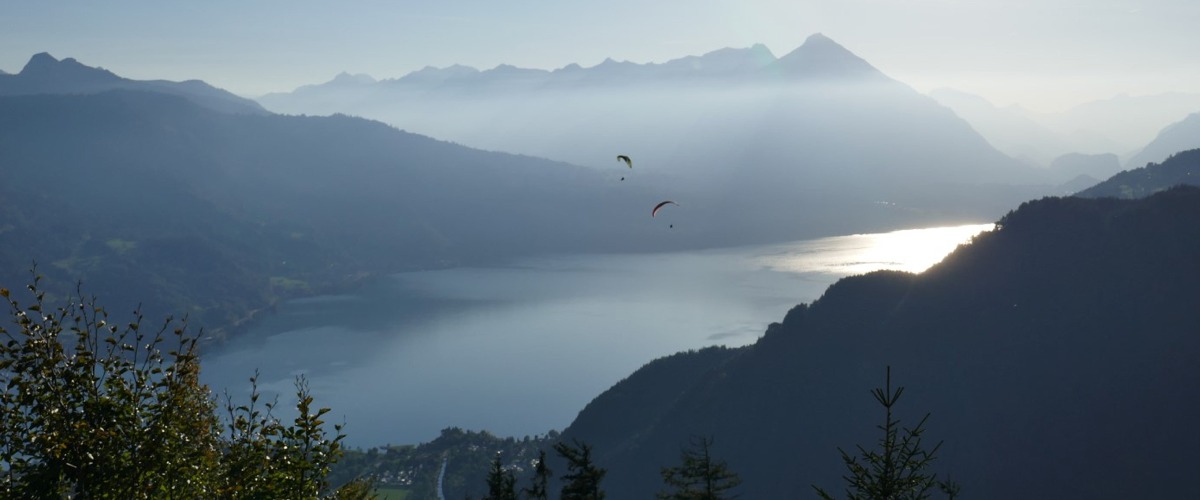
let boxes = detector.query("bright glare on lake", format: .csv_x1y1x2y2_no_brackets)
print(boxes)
201,223,994,446
756,223,995,275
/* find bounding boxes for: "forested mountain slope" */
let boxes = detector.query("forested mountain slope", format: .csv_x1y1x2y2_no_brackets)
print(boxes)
1078,147,1200,199
0,90,655,339
561,185,1200,499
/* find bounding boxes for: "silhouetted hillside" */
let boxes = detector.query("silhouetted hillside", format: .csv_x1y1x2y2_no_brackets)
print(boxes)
561,186,1200,499
0,90,659,340
1076,147,1200,199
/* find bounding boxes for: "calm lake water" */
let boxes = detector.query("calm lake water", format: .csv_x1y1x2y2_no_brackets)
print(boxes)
200,223,992,447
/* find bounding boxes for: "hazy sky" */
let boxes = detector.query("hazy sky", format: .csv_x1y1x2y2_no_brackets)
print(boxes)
3,0,1197,112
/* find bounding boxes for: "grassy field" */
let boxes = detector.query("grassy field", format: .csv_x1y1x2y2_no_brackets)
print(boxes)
374,486,410,499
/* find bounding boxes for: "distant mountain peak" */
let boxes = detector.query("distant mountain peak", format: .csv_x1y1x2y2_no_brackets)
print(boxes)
789,33,861,61
24,52,59,69
395,64,480,83
684,44,777,71
18,52,121,84
596,57,635,67
330,72,376,85
3,52,266,115
748,43,775,60
803,32,835,45
482,64,548,79
487,63,536,74
773,33,882,79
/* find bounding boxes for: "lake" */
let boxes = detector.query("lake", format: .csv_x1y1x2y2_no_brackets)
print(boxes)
200,223,993,447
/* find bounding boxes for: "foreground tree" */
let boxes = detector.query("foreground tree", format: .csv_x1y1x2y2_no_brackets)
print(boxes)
483,451,517,500
521,449,552,500
813,367,959,500
0,276,223,496
219,374,360,498
658,436,742,499
0,272,369,498
555,439,606,500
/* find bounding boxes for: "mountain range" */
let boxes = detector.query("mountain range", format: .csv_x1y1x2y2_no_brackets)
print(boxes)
930,88,1200,167
0,52,266,115
0,89,668,341
1077,147,1200,199
316,148,1200,499
260,34,1055,246
553,151,1200,498
259,36,885,100
1125,112,1200,169
5,40,1200,500
259,34,1013,176
0,45,1064,338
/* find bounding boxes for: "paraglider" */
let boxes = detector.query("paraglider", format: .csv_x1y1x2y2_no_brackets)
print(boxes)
652,200,678,218
616,155,632,180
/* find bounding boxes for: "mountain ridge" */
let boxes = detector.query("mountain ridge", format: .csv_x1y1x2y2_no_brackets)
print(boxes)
558,179,1200,499
0,45,1047,341
1076,147,1200,198
0,52,267,115
772,32,884,80
0,89,663,341
932,87,1200,163
257,33,1051,236
1125,113,1200,168
264,35,883,98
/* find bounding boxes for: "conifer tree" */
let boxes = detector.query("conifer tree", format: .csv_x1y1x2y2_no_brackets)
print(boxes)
483,451,517,500
555,439,606,500
813,367,959,500
522,449,552,500
658,436,742,499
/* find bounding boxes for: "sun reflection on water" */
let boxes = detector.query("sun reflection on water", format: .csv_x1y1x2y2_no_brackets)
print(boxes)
756,223,995,276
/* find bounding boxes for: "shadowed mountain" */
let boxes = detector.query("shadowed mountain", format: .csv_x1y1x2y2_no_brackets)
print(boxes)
0,52,267,115
260,33,1052,242
0,49,1049,343
1076,147,1200,199
557,183,1200,499
1125,113,1200,169
0,90,664,341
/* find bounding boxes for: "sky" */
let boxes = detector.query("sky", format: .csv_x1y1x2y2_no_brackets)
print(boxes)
2,0,1198,113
